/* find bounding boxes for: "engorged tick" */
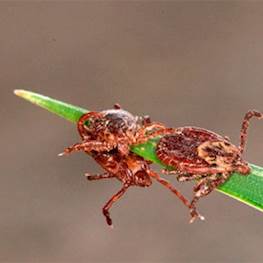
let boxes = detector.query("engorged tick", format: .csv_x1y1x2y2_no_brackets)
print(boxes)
156,110,263,222
61,107,203,226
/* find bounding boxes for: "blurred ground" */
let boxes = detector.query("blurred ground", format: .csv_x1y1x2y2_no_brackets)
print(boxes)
1,2,263,263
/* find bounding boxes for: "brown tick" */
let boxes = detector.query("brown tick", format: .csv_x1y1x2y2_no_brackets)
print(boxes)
87,151,204,226
60,104,168,157
61,107,203,226
156,110,263,222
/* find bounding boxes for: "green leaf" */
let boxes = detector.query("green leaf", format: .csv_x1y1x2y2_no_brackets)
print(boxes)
14,89,263,213
14,90,87,123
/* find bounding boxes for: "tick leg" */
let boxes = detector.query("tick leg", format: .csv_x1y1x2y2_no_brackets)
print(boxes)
135,124,175,144
113,103,121,109
149,171,204,222
161,169,178,175
177,173,204,182
190,173,230,221
85,172,115,181
161,170,204,182
240,110,263,154
117,142,130,156
142,115,151,125
59,141,114,156
102,184,130,226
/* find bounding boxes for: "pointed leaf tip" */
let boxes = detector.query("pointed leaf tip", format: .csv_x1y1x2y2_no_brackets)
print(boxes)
14,89,25,97
14,89,88,123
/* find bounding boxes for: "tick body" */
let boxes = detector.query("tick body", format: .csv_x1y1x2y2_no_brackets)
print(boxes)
61,104,168,157
86,151,203,226
156,110,263,221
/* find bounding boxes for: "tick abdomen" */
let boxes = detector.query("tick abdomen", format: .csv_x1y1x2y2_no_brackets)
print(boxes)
156,127,222,166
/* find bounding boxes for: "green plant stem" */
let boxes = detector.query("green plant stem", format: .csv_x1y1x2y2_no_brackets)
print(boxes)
14,89,263,213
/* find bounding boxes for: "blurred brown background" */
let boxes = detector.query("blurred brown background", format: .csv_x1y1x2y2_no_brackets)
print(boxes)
1,2,263,262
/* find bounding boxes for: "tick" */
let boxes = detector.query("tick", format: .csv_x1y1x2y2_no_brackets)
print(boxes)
156,110,263,222
60,104,168,157
88,151,204,226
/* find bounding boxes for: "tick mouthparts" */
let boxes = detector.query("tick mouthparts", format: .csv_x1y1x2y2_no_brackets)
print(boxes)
58,152,65,157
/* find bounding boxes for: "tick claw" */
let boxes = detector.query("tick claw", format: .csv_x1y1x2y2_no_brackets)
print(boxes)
189,218,195,224
85,173,93,180
189,209,205,223
200,215,205,221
